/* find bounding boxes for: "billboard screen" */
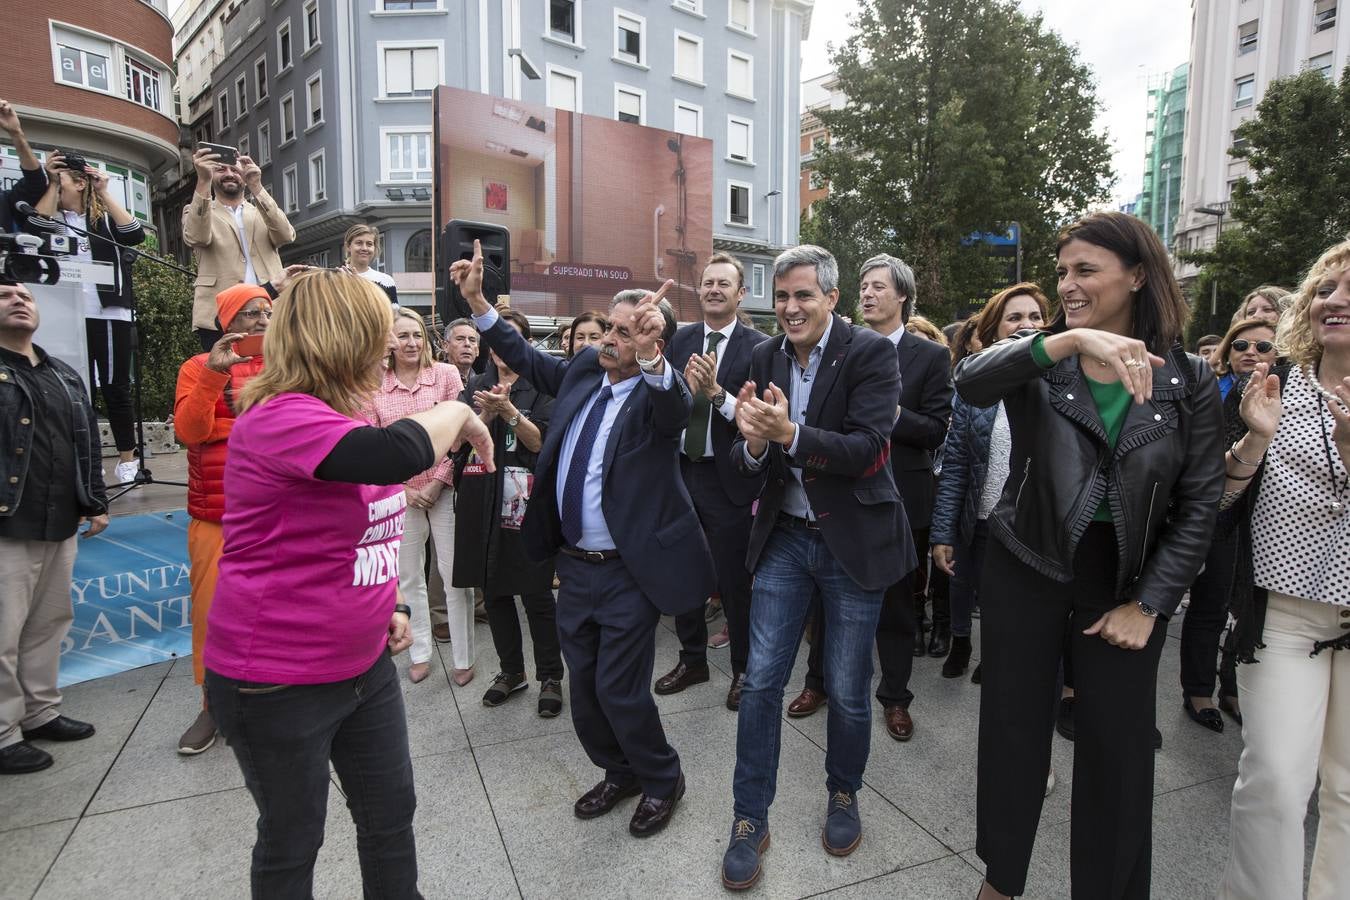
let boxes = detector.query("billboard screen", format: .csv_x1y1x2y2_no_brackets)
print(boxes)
433,86,714,320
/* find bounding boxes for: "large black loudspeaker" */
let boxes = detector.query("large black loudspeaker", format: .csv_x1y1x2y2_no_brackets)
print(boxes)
440,220,510,320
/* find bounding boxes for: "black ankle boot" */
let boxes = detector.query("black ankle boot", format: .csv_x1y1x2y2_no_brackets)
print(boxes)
927,625,951,658
941,635,971,678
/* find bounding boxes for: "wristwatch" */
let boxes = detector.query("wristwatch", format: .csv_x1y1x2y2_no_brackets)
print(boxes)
1135,600,1160,619
393,604,412,618
712,388,727,409
506,413,521,427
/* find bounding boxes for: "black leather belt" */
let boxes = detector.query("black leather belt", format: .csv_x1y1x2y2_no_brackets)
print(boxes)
559,545,620,563
776,512,820,530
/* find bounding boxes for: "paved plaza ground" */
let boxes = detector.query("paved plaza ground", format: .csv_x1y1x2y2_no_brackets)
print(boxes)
0,452,1283,899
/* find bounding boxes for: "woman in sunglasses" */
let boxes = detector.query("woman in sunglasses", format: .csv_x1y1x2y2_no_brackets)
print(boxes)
1214,319,1278,399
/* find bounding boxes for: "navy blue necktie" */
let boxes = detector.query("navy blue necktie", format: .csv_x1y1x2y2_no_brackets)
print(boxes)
560,383,612,547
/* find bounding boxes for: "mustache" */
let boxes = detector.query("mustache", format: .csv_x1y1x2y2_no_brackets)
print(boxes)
598,345,620,360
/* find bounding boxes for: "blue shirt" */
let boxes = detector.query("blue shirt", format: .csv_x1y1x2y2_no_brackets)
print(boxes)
744,317,835,520
472,306,672,550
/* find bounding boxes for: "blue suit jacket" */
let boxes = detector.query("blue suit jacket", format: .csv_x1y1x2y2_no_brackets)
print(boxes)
667,319,770,507
477,316,716,616
733,315,917,592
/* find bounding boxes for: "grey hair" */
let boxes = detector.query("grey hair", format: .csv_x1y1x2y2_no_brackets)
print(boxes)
773,244,838,295
860,253,917,323
444,317,477,339
610,289,677,344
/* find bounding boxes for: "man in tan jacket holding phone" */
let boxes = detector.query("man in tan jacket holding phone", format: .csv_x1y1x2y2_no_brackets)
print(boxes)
183,147,295,351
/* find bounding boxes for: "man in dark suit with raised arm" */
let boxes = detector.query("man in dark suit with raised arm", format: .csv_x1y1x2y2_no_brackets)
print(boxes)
653,253,768,709
788,254,953,743
451,242,715,839
720,245,915,891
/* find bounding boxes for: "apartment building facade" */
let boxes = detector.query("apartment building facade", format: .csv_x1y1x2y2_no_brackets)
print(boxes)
1138,63,1188,247
798,70,843,221
1175,0,1346,282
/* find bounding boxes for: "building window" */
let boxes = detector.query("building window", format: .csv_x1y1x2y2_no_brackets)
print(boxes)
258,121,271,165
751,263,765,299
1231,129,1249,151
1315,0,1337,33
254,56,268,101
384,129,432,181
615,10,645,66
405,229,433,272
728,51,753,99
303,1,320,51
547,65,581,112
729,0,753,32
549,0,577,43
615,84,645,125
1308,52,1335,79
280,92,296,143
282,164,298,213
381,0,441,8
673,101,702,136
237,133,250,158
727,116,752,162
277,20,292,70
217,91,229,132
382,45,440,98
1237,20,1258,55
234,74,248,120
727,181,751,226
125,57,163,112
306,73,323,128
54,30,113,93
674,32,703,83
672,0,702,13
308,150,326,203
1234,76,1255,108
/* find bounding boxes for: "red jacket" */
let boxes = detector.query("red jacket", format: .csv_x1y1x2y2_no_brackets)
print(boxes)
174,353,265,522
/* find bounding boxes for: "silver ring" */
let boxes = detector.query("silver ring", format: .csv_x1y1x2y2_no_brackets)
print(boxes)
1125,359,1145,369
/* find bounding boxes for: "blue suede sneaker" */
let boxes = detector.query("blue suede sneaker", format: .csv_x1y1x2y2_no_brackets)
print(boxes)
822,790,862,856
721,816,770,890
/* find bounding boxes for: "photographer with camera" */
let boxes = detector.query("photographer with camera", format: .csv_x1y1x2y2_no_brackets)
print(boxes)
183,147,295,351
19,151,145,487
0,100,47,233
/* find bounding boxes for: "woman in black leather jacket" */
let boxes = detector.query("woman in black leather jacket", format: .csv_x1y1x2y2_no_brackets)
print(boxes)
959,212,1226,900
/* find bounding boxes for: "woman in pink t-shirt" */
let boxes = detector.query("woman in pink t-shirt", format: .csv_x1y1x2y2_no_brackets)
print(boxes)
202,271,492,898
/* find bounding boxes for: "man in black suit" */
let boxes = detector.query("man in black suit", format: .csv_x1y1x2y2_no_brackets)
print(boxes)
721,245,915,891
787,254,953,743
653,253,768,709
452,243,715,839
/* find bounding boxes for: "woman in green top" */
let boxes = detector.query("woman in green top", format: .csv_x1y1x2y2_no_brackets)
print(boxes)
957,212,1226,900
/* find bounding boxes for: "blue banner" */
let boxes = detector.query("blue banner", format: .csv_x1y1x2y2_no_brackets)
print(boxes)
60,509,193,687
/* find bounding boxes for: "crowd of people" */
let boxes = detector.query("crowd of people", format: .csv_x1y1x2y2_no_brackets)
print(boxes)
1,93,1348,899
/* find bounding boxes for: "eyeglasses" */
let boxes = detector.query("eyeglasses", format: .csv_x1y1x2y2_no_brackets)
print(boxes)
1231,339,1273,353
239,307,272,321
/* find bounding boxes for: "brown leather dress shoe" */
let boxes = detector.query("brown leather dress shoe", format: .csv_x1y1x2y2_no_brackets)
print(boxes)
629,773,686,837
574,778,642,819
432,623,451,643
884,705,914,742
654,661,710,695
726,672,747,711
787,687,827,718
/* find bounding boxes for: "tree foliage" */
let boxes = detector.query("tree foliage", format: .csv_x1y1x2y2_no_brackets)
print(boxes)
1181,66,1350,336
806,0,1114,325
132,247,199,422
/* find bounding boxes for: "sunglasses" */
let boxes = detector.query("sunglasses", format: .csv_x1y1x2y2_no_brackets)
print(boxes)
1231,339,1273,354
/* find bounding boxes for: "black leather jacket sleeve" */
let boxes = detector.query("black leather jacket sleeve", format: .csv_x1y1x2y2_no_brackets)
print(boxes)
953,331,1045,408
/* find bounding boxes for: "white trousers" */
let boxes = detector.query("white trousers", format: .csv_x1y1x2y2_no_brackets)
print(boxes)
398,492,473,669
1218,592,1350,900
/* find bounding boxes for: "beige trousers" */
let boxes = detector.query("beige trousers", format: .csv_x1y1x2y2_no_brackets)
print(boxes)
0,536,78,748
1218,592,1350,900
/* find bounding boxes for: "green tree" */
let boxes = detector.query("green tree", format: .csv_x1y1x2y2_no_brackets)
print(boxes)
1181,66,1350,337
807,0,1114,325
131,248,198,422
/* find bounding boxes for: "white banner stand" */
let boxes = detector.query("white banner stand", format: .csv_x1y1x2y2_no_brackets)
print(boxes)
28,260,116,396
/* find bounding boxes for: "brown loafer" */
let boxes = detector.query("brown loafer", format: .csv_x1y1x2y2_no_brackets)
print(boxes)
654,662,710,695
629,773,686,837
432,623,451,643
726,672,747,711
574,778,642,819
884,705,914,742
787,687,827,718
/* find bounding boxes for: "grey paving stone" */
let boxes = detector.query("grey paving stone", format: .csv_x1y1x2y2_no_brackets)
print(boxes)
0,662,168,833
397,643,471,758
815,854,984,898
0,819,76,900
407,751,519,899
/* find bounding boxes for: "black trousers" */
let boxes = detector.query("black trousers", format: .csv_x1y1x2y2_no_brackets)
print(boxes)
485,591,563,681
671,458,754,674
554,554,681,798
977,524,1166,899
910,526,950,631
805,571,917,709
1179,530,1237,699
85,318,135,452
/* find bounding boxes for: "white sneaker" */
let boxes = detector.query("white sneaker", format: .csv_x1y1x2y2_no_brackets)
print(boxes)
114,460,140,485
1045,769,1057,798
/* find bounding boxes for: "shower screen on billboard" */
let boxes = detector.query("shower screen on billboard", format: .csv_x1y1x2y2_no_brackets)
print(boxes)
433,85,714,320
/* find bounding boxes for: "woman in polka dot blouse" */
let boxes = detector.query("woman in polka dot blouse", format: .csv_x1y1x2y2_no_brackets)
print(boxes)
1216,238,1350,900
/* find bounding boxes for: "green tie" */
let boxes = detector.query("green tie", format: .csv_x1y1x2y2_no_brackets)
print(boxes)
684,331,725,459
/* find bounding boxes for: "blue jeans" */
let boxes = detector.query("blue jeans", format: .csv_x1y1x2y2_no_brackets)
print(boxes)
205,651,422,900
733,523,884,821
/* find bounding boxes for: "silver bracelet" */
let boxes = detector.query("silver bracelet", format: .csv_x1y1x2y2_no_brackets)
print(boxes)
1228,442,1263,468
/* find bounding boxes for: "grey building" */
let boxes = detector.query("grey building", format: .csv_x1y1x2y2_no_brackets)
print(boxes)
208,0,814,312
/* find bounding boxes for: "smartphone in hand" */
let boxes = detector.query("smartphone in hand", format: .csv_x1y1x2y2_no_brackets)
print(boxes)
234,334,265,357
198,141,239,166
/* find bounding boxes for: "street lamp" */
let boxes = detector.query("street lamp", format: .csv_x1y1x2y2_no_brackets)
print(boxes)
1196,203,1227,318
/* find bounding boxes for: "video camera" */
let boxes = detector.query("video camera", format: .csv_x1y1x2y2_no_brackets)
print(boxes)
0,232,71,285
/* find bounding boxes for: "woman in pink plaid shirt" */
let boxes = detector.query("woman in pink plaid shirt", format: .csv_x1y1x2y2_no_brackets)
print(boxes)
370,308,474,685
